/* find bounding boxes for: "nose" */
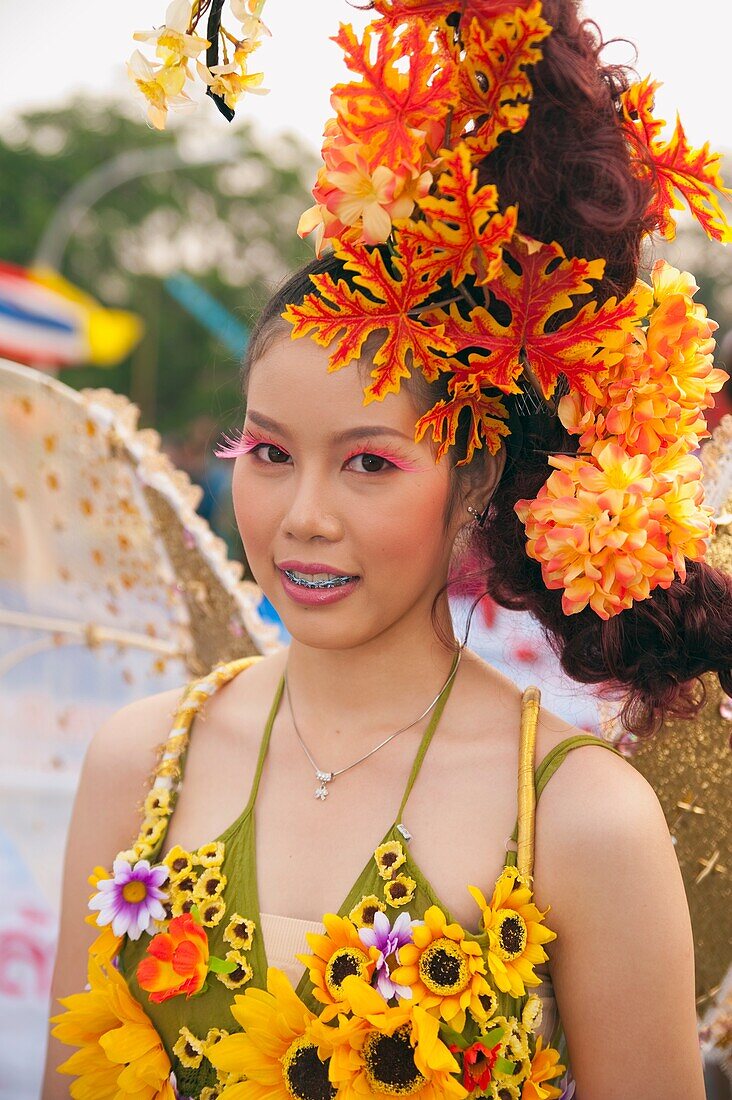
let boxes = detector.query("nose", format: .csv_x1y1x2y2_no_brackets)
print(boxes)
281,468,343,543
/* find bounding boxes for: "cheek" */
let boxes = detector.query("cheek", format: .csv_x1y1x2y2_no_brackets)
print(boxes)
365,476,451,572
231,460,273,550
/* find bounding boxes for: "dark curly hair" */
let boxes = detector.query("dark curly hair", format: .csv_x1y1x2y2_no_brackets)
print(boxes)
238,0,732,739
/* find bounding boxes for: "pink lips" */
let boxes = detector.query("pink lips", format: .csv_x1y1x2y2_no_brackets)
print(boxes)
276,559,357,576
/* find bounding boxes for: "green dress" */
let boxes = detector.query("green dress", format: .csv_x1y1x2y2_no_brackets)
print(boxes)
116,654,621,1098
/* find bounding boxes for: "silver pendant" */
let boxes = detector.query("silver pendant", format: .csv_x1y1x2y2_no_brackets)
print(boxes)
315,770,333,800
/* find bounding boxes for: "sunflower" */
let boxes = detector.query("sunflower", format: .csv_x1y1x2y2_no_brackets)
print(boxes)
326,975,468,1100
215,950,254,991
173,1025,205,1069
50,953,174,1100
199,895,227,928
384,873,417,908
349,894,387,927
197,841,226,867
163,844,195,879
390,905,494,1032
223,913,256,951
520,1036,565,1100
194,867,227,901
296,913,376,1021
374,840,407,879
208,967,337,1100
468,868,556,998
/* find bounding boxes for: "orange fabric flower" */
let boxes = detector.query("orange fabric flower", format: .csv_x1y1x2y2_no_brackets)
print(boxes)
521,1034,565,1100
136,911,209,1003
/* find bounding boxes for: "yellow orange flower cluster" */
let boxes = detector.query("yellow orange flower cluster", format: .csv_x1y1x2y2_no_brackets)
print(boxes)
516,260,727,618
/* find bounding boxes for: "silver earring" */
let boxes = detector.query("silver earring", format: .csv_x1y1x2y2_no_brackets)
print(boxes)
467,505,482,522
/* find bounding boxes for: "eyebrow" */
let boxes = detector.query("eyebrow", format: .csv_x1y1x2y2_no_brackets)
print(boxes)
245,409,414,444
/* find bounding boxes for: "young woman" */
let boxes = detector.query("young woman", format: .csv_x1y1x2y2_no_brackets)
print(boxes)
43,1,729,1097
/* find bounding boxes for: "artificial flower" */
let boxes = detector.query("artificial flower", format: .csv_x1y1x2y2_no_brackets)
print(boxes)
223,913,256,951
215,950,254,990
133,0,210,65
139,816,168,848
203,1027,230,1055
522,993,543,1033
453,1037,503,1092
520,1036,565,1100
385,872,418,907
358,909,420,1000
207,967,336,1100
468,867,556,999
196,59,268,112
197,841,226,867
137,911,209,1003
194,867,227,901
88,857,169,940
390,904,494,1031
144,786,173,817
164,845,195,879
126,50,193,131
374,840,407,879
327,975,469,1100
50,953,174,1100
199,895,227,928
349,894,387,927
173,1025,205,1069
297,913,376,1020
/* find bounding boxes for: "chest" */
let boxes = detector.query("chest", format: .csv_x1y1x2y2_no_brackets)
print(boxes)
160,699,521,933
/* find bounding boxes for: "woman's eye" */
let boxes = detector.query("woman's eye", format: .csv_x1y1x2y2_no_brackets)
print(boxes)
347,452,394,474
252,443,291,464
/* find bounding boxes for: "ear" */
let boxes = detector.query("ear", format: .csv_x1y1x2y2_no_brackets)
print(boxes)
461,440,507,515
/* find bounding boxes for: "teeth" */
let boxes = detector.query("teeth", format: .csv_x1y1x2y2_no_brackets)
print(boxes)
291,571,342,581
283,569,355,589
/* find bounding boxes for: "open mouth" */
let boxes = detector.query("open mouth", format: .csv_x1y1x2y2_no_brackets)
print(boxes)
281,569,359,590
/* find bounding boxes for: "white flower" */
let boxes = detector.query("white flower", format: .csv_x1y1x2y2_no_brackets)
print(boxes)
133,0,210,65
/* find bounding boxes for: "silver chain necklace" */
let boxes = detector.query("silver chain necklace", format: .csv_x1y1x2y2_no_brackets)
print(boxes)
283,645,464,801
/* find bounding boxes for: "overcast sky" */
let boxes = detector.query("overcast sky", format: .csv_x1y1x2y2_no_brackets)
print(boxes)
1,1,730,154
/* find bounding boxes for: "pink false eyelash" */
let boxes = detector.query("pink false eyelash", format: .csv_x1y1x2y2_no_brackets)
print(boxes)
213,427,257,459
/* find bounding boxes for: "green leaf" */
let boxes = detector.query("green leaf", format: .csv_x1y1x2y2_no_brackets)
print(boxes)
493,1055,516,1075
209,955,238,974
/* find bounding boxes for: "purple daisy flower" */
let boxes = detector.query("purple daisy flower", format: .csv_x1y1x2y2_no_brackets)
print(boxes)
88,857,169,940
358,910,421,1001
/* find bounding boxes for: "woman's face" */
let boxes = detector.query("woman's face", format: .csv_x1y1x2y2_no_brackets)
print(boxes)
231,332,473,652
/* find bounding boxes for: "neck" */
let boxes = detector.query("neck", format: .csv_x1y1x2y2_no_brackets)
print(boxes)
279,614,463,751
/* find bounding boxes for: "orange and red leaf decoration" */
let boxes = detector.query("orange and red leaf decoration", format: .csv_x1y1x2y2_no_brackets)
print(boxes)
330,20,459,176
370,0,535,32
282,237,456,401
415,381,509,464
396,142,518,285
476,237,651,402
451,3,551,155
621,76,732,243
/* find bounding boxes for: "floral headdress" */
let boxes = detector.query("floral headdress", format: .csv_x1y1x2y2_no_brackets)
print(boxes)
128,0,731,621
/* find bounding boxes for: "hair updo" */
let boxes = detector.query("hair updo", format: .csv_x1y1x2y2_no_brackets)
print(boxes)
240,0,732,738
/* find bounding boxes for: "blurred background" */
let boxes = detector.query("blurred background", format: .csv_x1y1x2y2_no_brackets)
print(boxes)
0,1,730,1095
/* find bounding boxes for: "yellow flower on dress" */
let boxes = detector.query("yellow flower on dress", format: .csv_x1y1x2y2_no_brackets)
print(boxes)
520,1035,565,1100
374,840,407,879
215,950,254,991
390,905,494,1032
144,786,173,817
197,841,225,867
204,1026,230,1054
522,993,543,1033
223,913,256,951
200,1088,222,1100
349,894,387,927
194,867,227,901
173,1025,205,1068
469,867,556,999
50,953,174,1100
139,815,168,848
199,895,227,928
85,865,124,962
297,913,376,1021
163,844,194,879
385,872,417,907
170,870,198,917
324,975,469,1100
208,967,336,1100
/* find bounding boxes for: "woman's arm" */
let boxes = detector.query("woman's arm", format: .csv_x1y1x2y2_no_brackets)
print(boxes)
40,688,181,1099
533,743,705,1100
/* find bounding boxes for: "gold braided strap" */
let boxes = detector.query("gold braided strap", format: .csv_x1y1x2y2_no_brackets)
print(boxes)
517,686,541,882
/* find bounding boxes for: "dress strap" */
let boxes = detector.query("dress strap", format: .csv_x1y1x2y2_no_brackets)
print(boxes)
243,669,286,816
516,686,540,881
124,655,263,863
397,647,461,821
505,722,624,875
